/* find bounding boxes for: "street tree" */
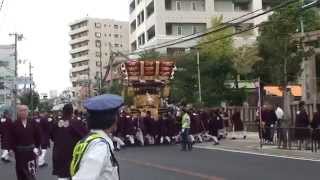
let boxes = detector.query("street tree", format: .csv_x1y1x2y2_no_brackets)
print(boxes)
252,4,320,84
19,90,40,112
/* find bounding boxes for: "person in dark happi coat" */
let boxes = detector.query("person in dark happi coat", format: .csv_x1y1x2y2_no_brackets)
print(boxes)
144,111,156,144
123,114,136,145
311,105,320,142
295,101,310,142
10,105,42,180
50,104,88,180
231,109,246,140
1,110,13,162
38,113,53,167
134,113,145,145
159,114,170,144
190,111,203,143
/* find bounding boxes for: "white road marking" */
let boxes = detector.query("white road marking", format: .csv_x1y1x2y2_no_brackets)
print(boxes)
195,146,320,162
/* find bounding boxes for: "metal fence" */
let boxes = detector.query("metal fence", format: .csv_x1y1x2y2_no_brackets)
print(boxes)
260,127,320,152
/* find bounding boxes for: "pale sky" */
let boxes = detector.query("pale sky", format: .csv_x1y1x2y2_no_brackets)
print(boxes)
0,0,129,94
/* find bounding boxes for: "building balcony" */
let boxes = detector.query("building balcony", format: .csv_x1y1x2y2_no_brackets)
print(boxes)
69,26,89,36
70,55,89,64
69,36,90,45
69,45,89,55
70,74,90,82
70,65,89,73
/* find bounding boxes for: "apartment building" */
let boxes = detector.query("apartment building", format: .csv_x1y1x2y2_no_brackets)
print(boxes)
69,17,129,98
129,0,274,54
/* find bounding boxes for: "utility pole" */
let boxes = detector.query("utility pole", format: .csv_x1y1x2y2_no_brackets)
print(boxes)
99,44,103,95
196,50,202,104
9,33,23,121
29,62,33,119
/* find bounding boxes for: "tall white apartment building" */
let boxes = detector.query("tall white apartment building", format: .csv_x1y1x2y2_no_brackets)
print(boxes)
69,18,129,98
129,0,273,54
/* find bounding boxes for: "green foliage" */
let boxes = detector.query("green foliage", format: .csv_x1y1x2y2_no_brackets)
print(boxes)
138,50,161,60
38,100,54,113
101,81,123,95
170,16,250,106
19,90,40,111
199,16,234,60
252,4,320,84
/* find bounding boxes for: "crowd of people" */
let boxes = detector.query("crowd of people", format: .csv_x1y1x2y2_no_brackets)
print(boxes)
1,99,320,180
259,101,320,149
0,104,248,168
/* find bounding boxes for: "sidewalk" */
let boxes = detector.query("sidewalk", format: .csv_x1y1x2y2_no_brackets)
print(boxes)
194,132,320,161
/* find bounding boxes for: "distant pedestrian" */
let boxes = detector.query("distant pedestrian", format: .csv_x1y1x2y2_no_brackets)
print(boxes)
231,109,246,140
0,110,12,163
71,94,123,180
295,101,310,149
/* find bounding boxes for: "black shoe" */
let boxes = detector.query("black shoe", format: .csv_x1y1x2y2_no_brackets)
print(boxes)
214,142,220,145
243,136,247,139
231,137,236,140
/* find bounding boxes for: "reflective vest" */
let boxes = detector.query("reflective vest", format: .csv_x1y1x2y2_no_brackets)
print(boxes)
70,133,119,178
182,113,191,129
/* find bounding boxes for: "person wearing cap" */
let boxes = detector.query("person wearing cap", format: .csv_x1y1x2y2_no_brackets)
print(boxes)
181,106,192,151
71,94,123,180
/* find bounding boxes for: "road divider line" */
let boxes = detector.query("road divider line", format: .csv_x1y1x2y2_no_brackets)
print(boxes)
194,146,320,162
120,158,225,180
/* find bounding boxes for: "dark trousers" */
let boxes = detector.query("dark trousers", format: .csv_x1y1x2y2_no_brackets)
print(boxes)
15,151,37,180
181,128,192,150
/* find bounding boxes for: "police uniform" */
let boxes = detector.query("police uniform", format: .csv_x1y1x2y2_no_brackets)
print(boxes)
71,94,123,180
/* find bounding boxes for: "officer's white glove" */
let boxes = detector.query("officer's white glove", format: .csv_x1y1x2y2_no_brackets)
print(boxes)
181,129,185,133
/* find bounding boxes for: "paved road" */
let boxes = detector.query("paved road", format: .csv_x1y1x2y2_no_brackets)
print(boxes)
0,145,319,180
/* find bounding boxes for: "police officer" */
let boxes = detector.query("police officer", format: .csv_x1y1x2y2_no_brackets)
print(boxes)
71,94,123,180
181,105,192,151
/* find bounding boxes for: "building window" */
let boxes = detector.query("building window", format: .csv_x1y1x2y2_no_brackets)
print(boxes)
137,10,145,26
95,40,101,47
95,22,101,28
192,2,197,10
146,1,155,18
104,24,107,27
131,20,137,33
114,44,120,47
95,32,101,38
130,0,136,13
96,52,101,57
176,1,181,11
131,41,137,51
147,25,155,41
96,61,101,66
109,34,111,37
177,26,182,35
114,25,119,29
234,1,250,12
114,34,119,38
192,26,197,34
138,33,146,46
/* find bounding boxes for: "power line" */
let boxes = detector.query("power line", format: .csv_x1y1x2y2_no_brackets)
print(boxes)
141,8,265,50
131,0,300,54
